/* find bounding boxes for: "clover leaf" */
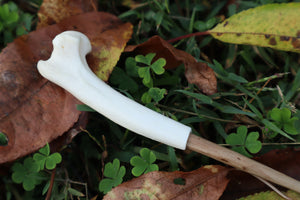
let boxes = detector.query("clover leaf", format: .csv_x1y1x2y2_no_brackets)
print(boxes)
99,159,126,194
138,67,152,87
11,157,42,191
269,108,299,135
226,126,262,157
135,53,156,65
150,58,165,75
148,87,166,103
130,148,158,177
135,53,166,88
33,143,62,170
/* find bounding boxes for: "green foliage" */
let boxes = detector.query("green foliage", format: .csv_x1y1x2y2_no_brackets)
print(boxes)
11,143,61,191
135,53,167,103
33,143,62,170
111,53,168,104
135,53,165,84
0,1,33,44
0,132,8,146
11,157,42,191
226,126,262,157
109,66,139,93
3,1,300,199
268,108,299,136
67,188,85,197
130,148,159,177
99,159,126,194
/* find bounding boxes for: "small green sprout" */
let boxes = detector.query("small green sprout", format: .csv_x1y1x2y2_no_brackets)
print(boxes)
130,148,159,176
99,159,126,194
268,108,299,136
226,126,262,157
33,143,62,170
11,157,42,191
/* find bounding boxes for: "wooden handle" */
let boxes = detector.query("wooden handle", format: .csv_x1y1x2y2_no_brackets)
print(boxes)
187,134,300,193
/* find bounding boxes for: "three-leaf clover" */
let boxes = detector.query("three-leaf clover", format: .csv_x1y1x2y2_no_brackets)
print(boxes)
130,148,159,176
99,159,126,194
33,143,62,170
11,157,42,191
135,53,166,87
226,126,262,157
269,108,299,135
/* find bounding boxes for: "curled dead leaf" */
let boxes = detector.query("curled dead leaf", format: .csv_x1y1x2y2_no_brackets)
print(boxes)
104,165,230,200
0,12,132,164
125,36,217,95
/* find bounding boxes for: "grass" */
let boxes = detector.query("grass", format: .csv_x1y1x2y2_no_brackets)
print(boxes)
1,0,300,199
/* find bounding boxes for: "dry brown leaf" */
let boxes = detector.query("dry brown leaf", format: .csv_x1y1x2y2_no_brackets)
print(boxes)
0,12,132,164
37,0,98,29
125,36,217,95
104,165,230,200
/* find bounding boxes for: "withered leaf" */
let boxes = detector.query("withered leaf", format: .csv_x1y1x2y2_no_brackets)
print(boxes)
104,165,230,200
125,36,217,95
37,0,98,29
0,12,132,164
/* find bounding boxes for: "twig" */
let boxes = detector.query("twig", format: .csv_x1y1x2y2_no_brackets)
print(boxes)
45,168,56,200
167,31,210,43
186,134,300,193
254,175,291,200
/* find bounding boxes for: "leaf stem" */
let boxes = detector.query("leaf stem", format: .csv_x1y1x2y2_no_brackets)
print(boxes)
45,168,56,200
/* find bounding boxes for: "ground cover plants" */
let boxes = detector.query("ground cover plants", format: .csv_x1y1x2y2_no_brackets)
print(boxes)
0,0,300,199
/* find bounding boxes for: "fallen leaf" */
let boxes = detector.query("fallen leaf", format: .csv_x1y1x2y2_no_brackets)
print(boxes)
125,36,217,95
238,190,300,200
104,165,230,200
37,0,98,29
221,148,300,199
0,12,132,164
209,3,300,53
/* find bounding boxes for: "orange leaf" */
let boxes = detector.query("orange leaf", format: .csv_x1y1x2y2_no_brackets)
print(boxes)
104,165,230,200
125,36,217,95
0,12,132,163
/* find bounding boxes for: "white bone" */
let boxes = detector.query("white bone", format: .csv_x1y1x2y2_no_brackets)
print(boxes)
37,31,191,150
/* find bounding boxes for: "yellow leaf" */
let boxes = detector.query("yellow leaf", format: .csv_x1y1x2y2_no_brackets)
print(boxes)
209,3,300,53
238,190,300,200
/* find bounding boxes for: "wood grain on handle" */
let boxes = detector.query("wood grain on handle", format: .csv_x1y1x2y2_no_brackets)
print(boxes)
187,134,300,193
